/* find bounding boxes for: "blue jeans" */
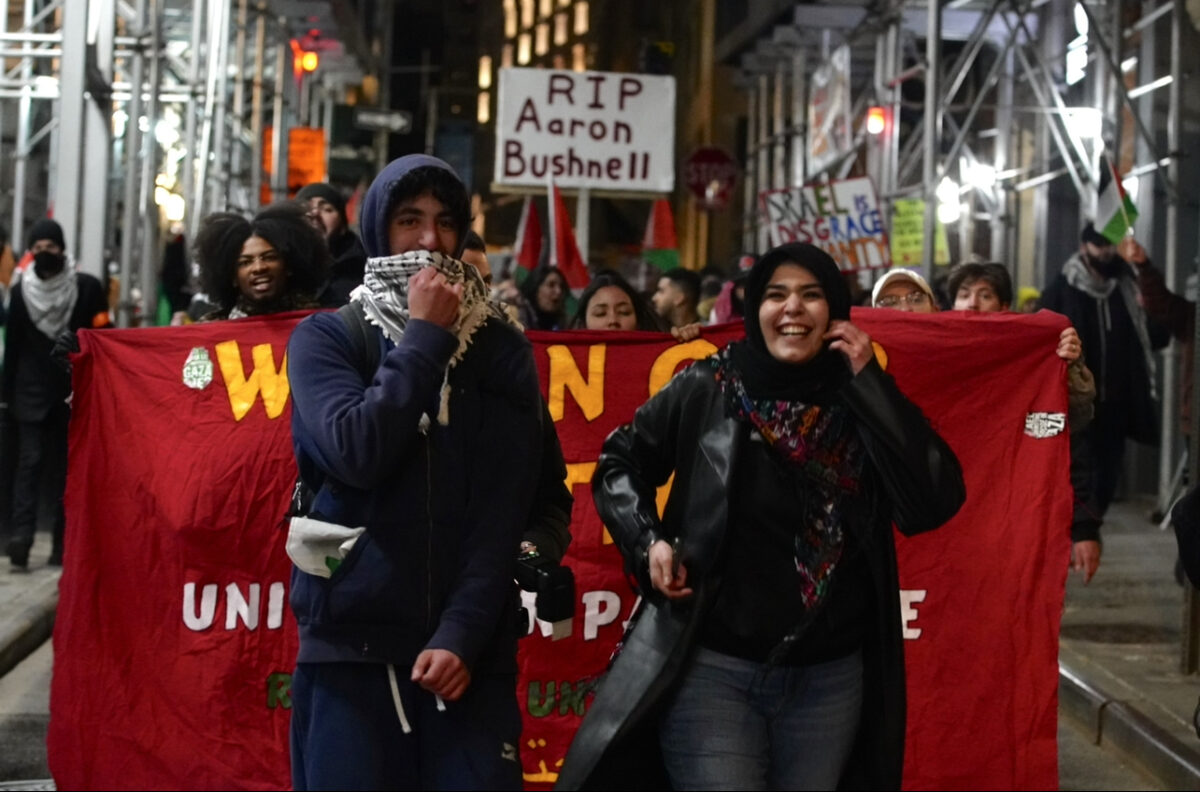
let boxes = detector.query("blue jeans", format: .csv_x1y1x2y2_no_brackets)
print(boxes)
659,646,863,791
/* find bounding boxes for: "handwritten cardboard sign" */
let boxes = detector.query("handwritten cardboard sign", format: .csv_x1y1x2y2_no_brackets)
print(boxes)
494,67,675,193
759,177,891,270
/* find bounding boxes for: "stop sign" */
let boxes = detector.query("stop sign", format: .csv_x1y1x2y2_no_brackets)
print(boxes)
684,147,739,210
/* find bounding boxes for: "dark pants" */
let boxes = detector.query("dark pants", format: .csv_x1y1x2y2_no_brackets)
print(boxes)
289,662,522,791
9,404,68,563
1085,401,1130,517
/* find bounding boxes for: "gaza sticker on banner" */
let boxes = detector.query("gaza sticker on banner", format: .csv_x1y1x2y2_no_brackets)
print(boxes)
494,67,676,193
759,177,891,270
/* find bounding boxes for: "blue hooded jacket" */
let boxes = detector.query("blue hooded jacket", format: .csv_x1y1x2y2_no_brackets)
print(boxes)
285,155,542,673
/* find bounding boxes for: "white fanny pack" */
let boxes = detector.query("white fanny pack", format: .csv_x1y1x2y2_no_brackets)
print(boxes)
285,516,366,578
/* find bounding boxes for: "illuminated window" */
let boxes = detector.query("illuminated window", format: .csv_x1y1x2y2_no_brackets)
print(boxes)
502,43,514,68
518,33,532,64
554,12,568,45
574,2,589,36
477,91,490,124
478,55,492,89
539,0,553,18
553,54,566,69
521,0,534,28
504,0,517,38
535,23,549,55
572,42,586,71
558,0,570,7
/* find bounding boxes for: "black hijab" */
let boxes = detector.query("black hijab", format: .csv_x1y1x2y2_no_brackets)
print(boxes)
730,242,852,403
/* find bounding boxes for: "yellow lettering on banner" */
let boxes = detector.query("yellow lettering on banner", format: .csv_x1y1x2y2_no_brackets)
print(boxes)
648,339,719,397
215,341,290,421
565,462,613,544
655,473,675,518
547,344,606,422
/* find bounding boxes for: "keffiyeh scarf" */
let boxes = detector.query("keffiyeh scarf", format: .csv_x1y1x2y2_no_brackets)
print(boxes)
20,266,77,340
349,250,517,427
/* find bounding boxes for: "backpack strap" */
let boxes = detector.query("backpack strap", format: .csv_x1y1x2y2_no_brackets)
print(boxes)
336,301,383,384
285,303,379,525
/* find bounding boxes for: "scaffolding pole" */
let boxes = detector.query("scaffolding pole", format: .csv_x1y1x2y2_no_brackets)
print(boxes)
11,0,36,249
249,2,266,212
117,0,147,328
182,0,204,237
229,0,249,210
922,0,942,278
138,0,162,323
80,0,115,280
207,0,231,212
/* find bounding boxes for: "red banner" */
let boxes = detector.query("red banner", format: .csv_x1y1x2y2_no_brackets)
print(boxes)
48,308,1070,790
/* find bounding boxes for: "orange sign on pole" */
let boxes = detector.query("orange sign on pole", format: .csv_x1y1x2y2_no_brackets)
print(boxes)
262,126,327,205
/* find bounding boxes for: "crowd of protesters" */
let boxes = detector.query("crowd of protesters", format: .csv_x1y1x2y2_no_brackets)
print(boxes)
0,145,1185,789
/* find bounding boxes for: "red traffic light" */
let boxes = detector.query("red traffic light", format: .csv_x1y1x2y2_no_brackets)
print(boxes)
866,105,887,135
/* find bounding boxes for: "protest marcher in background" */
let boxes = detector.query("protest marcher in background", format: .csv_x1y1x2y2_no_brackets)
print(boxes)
557,242,965,790
871,269,938,313
460,231,494,287
286,154,543,790
948,260,1101,582
297,182,368,307
1042,225,1167,523
710,254,756,325
651,266,701,329
2,219,110,570
517,264,569,330
193,203,329,321
570,269,666,332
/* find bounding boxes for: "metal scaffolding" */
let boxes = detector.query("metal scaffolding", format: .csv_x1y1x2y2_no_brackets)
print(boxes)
0,0,365,327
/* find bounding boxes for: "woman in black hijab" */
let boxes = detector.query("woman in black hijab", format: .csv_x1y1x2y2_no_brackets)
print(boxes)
556,243,966,791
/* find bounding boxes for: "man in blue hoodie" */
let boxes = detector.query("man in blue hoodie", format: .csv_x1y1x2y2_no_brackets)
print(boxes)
286,155,542,790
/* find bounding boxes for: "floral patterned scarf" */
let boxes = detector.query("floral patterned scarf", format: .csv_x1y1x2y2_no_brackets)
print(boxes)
709,346,865,629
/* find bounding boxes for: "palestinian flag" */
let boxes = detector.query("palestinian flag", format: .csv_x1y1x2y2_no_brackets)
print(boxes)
1097,153,1138,244
547,180,591,290
512,196,543,284
642,199,680,271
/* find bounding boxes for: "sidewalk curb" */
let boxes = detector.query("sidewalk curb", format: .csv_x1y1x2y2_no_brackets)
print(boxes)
0,574,58,680
1060,650,1200,790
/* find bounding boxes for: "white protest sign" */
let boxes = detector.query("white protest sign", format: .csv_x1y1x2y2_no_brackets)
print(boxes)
494,67,676,193
759,177,891,271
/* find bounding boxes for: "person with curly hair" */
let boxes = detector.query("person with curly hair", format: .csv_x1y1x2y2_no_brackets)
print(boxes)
193,202,330,320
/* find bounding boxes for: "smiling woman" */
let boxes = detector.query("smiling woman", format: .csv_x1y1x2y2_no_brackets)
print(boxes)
194,203,331,320
557,242,966,791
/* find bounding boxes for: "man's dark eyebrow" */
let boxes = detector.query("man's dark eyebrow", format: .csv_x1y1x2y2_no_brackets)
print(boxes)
393,206,422,217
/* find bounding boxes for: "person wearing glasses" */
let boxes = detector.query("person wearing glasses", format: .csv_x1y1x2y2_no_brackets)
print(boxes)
870,269,938,313
193,203,330,321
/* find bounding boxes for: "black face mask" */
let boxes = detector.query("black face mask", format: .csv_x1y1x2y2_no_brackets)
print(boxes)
1088,255,1126,279
32,251,65,279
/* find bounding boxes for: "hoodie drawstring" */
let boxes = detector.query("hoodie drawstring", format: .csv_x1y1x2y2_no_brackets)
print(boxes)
386,664,413,734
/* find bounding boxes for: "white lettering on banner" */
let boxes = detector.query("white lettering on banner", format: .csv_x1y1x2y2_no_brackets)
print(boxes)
522,589,637,641
183,583,217,631
581,591,621,640
182,581,287,632
900,589,927,639
495,67,676,192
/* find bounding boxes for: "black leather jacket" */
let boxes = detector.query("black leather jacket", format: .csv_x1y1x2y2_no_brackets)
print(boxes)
556,356,965,791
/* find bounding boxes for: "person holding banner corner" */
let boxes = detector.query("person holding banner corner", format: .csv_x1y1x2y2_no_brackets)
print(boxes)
556,242,965,790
